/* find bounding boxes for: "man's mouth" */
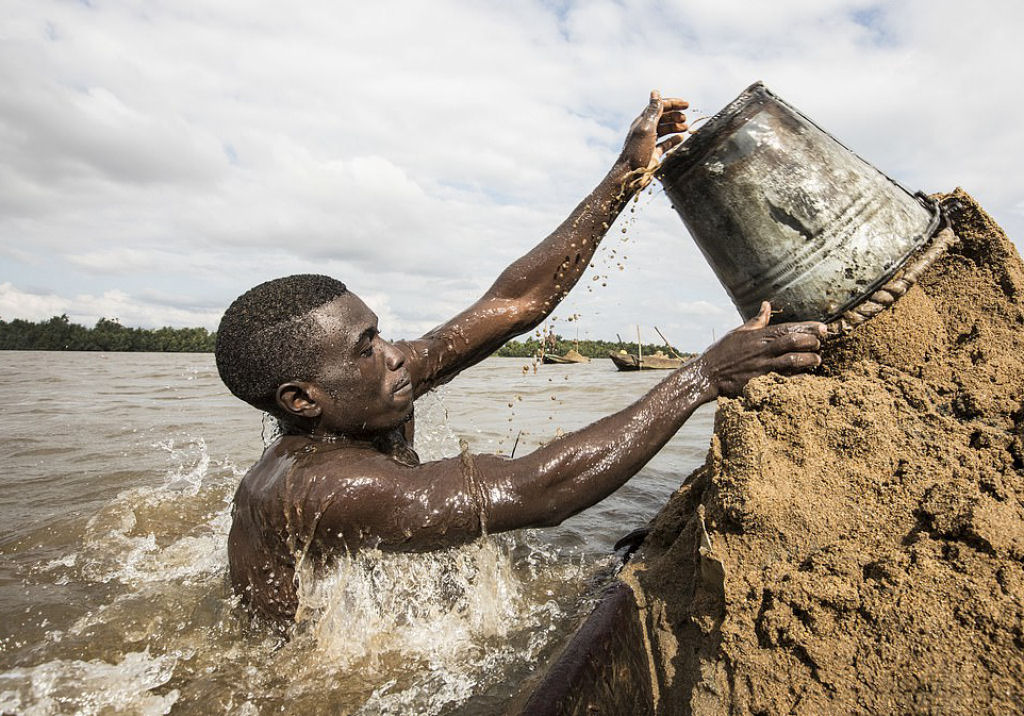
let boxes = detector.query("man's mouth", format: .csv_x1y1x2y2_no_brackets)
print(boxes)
392,376,412,397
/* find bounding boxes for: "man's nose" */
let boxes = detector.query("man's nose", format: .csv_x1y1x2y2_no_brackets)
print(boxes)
384,342,405,371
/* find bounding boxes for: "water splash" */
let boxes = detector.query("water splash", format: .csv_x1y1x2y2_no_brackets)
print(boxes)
288,531,596,714
66,436,233,588
152,436,211,494
4,367,622,714
0,650,180,716
412,389,462,461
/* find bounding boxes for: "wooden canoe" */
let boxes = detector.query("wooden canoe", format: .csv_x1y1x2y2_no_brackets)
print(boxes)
608,350,684,371
542,348,590,364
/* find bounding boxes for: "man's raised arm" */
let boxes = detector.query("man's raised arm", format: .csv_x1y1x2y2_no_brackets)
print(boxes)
402,92,690,395
316,306,825,552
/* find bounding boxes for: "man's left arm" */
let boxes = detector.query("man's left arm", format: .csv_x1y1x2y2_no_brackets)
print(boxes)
311,304,825,553
402,91,689,396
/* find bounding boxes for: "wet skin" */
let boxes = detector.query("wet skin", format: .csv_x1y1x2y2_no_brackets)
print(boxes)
227,93,826,625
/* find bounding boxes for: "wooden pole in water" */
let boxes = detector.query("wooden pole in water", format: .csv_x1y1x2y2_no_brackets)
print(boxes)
636,325,643,368
654,326,684,359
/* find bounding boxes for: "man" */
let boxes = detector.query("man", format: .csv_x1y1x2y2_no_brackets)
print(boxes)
216,92,826,627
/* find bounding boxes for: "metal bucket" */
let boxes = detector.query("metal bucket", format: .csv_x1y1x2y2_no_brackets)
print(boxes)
658,81,940,323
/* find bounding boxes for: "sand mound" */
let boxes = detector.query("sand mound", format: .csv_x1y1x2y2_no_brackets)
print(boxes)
624,189,1024,715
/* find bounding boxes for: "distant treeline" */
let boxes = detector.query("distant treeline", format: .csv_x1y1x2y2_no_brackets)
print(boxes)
1,316,698,359
494,334,696,360
0,315,216,352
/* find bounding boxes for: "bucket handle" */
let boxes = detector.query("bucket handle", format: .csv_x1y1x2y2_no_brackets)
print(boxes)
827,203,957,334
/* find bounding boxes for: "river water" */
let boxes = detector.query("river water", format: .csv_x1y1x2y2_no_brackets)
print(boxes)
0,351,714,715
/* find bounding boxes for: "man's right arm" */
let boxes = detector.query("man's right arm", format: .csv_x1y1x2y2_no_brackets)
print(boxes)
473,305,825,532
396,92,690,397
315,305,825,551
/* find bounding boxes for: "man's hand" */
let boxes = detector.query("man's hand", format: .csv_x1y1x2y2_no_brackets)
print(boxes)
618,90,689,174
699,302,826,399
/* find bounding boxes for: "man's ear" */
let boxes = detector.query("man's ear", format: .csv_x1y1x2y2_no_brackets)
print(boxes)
276,382,322,419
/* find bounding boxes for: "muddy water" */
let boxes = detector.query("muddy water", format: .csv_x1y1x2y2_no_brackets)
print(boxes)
0,351,713,714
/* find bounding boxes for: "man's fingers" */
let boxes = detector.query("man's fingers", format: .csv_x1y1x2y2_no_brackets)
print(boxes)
643,89,663,120
658,123,688,137
655,135,685,158
769,321,828,339
657,121,688,136
772,331,821,354
661,98,689,111
658,110,687,126
739,301,772,331
774,351,822,373
657,111,688,137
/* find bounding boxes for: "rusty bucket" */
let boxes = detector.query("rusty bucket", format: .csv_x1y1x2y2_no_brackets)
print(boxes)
658,82,940,323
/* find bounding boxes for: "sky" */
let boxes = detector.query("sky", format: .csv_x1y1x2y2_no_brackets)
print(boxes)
2,0,1022,351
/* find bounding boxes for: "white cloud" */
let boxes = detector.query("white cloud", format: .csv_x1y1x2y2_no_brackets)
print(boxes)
1,0,1022,351
67,247,169,273
0,282,69,321
0,282,221,328
673,300,729,317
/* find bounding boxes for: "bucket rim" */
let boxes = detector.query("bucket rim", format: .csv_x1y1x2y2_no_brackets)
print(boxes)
655,81,942,323
657,81,926,206
656,80,771,182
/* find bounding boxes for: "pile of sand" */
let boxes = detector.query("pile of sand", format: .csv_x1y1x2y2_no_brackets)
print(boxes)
624,189,1024,714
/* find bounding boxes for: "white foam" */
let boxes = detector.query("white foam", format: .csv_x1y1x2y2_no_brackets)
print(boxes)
152,436,211,494
0,650,179,716
292,532,594,714
68,433,235,589
412,388,463,461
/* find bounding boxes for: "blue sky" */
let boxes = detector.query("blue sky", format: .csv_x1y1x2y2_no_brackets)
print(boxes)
2,0,1022,351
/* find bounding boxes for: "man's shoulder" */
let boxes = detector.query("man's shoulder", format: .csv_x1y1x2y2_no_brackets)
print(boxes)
238,439,407,504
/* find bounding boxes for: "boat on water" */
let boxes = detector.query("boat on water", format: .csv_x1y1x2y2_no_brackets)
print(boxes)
609,325,692,371
608,349,685,371
542,348,590,365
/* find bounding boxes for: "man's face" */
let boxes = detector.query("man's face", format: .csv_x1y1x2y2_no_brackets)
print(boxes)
306,292,413,435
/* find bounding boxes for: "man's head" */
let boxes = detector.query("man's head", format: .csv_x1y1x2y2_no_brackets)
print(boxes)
216,274,413,435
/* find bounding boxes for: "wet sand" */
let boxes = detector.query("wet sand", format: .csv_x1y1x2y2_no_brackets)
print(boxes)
625,189,1024,714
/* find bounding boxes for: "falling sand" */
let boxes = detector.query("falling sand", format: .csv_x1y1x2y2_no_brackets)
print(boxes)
620,189,1024,714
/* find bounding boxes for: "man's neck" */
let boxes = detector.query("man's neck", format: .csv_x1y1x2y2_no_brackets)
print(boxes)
285,425,420,467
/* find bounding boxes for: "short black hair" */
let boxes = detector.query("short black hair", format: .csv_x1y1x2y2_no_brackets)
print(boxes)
215,274,348,415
